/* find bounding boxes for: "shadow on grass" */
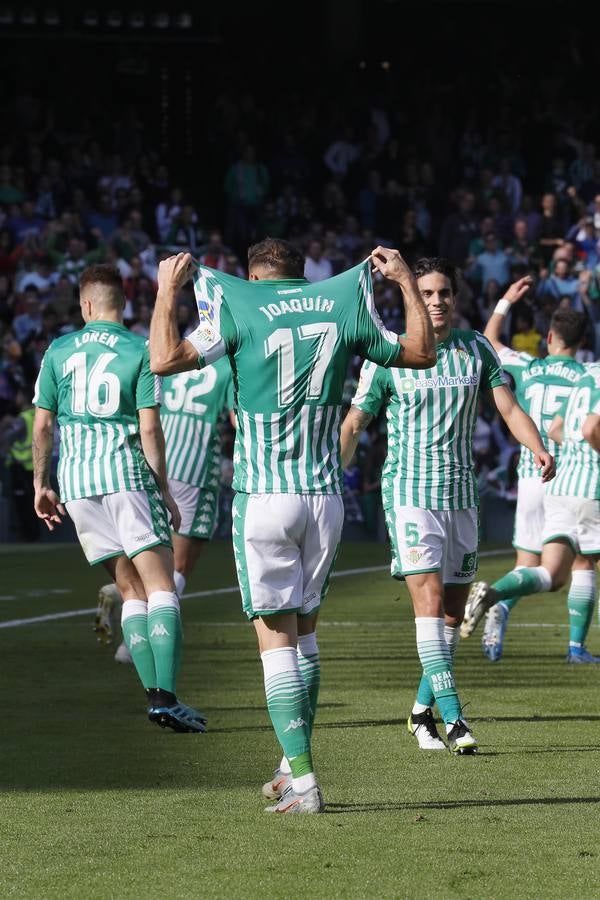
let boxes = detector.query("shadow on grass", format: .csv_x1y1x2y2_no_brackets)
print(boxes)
206,702,345,713
325,795,600,814
211,713,600,734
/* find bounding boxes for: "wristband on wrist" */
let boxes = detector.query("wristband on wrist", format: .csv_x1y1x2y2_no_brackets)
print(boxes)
494,298,511,316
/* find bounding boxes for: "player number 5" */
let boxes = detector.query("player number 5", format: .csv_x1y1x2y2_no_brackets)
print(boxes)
405,522,419,547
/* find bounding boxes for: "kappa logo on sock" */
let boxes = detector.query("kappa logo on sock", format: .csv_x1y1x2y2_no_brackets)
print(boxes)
283,717,306,732
129,632,147,646
568,607,582,616
150,623,170,638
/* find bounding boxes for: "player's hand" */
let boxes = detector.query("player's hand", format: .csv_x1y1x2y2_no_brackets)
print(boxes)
370,246,412,286
157,252,195,294
34,488,66,531
504,275,533,304
163,490,181,533
535,451,555,483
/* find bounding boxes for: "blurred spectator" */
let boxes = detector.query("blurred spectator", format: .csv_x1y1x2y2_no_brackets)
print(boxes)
491,158,523,216
0,388,39,540
224,145,270,252
12,290,43,344
324,125,360,179
506,218,538,266
439,190,479,266
536,258,579,302
538,193,565,262
466,232,511,291
305,239,333,282
198,230,231,271
511,307,543,357
87,194,118,240
165,205,202,253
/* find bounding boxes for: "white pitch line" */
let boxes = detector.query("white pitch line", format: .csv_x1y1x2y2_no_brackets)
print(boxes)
0,550,514,631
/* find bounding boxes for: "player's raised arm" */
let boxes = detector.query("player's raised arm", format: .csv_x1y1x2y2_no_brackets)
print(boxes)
371,247,436,369
483,275,533,352
150,252,200,375
491,383,555,482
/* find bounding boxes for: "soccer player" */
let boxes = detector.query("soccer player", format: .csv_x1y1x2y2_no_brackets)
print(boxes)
340,258,554,754
32,263,206,732
466,279,594,661
149,240,436,813
95,357,234,662
463,364,600,660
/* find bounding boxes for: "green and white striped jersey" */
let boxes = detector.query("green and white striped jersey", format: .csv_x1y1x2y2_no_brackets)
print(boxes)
188,260,400,494
498,348,584,479
547,363,600,499
161,356,233,489
353,329,505,510
34,321,161,502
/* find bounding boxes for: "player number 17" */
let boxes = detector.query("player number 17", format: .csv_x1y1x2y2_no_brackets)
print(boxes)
264,323,338,407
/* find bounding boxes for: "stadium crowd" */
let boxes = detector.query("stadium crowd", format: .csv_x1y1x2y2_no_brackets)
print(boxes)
2,80,600,539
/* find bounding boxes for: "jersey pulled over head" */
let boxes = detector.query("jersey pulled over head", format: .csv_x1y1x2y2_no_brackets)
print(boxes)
188,239,400,495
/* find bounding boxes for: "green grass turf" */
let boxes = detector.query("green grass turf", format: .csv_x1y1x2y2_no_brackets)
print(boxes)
2,540,600,898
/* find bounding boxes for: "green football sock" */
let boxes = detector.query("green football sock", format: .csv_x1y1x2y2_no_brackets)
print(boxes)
415,617,462,725
568,571,596,648
121,600,156,690
501,596,519,611
147,592,182,695
297,632,320,733
492,566,552,603
261,647,313,778
415,623,460,711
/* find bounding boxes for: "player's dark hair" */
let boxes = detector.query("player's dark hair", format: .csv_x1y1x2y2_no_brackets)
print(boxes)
248,237,305,279
413,257,459,295
549,309,587,348
79,264,124,296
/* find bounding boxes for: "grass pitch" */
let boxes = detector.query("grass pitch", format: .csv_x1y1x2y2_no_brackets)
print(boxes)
2,540,600,899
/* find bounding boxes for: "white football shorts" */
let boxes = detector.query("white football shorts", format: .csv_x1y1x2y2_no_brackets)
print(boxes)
542,494,600,556
66,489,172,565
169,479,218,540
232,492,344,619
513,476,545,555
385,505,479,584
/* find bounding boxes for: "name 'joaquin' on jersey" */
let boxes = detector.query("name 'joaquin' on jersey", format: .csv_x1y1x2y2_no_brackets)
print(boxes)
353,329,505,510
188,260,400,494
